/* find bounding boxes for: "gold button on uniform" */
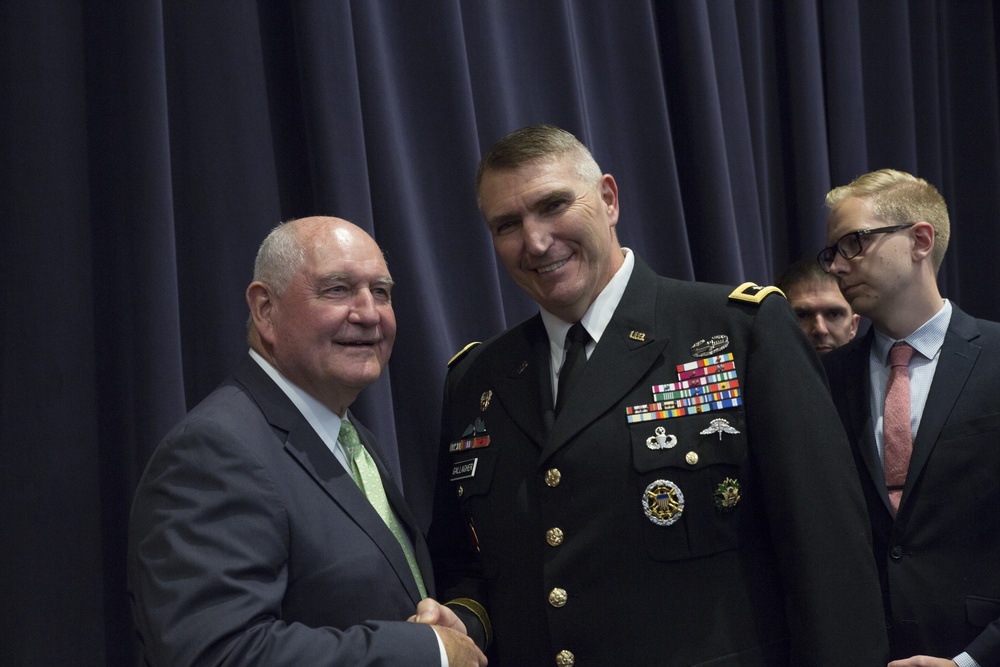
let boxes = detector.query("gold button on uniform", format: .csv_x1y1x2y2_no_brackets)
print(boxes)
546,527,564,546
685,451,699,465
556,649,575,666
545,468,562,487
457,485,464,497
548,587,567,607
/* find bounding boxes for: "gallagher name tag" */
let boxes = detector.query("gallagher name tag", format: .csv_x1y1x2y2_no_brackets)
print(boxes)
450,458,478,481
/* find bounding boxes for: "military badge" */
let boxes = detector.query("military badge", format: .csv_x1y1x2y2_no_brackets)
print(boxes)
626,353,742,423
480,390,492,411
690,335,730,358
642,479,685,526
645,425,678,450
450,418,490,452
700,417,740,440
714,478,741,510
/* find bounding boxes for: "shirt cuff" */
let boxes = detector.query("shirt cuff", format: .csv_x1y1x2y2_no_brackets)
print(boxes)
434,627,449,667
953,652,980,667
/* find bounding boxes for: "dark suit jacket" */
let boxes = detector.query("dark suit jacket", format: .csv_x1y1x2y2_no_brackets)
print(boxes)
823,305,1000,665
430,256,888,666
128,354,440,666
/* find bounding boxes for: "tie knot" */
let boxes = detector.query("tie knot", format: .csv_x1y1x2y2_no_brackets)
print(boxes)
566,322,590,345
889,342,915,368
339,419,362,455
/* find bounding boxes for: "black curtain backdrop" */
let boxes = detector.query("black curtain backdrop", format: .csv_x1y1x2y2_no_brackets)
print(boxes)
2,1,999,664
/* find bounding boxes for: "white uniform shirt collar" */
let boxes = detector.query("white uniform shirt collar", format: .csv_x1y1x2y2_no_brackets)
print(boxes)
540,248,635,398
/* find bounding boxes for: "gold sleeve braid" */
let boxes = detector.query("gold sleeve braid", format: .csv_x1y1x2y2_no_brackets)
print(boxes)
445,597,493,647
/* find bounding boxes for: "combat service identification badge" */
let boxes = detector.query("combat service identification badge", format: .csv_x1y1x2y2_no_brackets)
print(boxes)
643,479,685,526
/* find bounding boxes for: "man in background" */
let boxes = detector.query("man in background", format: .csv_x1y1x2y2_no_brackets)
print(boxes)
820,169,1000,667
776,257,860,354
425,125,888,666
128,216,486,666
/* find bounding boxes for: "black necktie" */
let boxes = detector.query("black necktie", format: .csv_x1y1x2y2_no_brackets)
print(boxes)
556,322,590,416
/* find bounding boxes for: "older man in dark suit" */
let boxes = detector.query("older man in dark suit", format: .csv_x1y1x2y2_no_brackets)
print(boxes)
423,125,889,666
820,170,1000,667
128,217,486,666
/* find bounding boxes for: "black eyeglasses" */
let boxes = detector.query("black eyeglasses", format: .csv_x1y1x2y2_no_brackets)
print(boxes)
817,223,915,271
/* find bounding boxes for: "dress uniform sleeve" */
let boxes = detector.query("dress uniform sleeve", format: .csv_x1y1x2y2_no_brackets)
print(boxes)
427,350,492,653
739,294,889,664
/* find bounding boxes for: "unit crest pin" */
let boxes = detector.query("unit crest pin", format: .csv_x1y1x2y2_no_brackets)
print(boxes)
714,477,741,510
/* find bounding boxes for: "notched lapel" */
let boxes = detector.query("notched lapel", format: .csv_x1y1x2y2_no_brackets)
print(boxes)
491,324,552,448
843,339,890,510
236,355,425,601
282,416,426,604
902,330,980,512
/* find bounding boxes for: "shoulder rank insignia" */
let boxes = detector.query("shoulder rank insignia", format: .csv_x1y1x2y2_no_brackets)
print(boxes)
447,341,481,367
728,282,785,304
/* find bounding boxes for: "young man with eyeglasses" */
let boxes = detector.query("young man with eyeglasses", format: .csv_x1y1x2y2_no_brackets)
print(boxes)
819,169,1000,667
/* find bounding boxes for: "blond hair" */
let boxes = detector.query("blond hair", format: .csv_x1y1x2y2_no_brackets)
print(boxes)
826,169,950,271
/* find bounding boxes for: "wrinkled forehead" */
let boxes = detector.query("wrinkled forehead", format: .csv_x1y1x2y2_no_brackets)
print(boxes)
480,157,589,212
301,227,391,279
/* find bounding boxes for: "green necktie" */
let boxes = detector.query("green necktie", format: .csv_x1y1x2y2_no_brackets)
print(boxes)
339,419,427,599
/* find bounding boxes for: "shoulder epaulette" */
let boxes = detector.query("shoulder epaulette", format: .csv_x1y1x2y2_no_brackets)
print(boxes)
447,341,481,367
728,281,785,304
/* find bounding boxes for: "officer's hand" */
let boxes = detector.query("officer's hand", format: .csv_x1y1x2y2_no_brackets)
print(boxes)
408,597,469,635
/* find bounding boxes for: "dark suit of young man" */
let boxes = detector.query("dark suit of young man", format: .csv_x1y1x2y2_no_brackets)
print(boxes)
823,307,1000,663
432,255,889,666
819,169,1000,667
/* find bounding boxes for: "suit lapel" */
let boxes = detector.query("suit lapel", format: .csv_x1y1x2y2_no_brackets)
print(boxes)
361,418,436,598
842,333,892,513
542,259,669,463
902,308,980,512
233,356,427,604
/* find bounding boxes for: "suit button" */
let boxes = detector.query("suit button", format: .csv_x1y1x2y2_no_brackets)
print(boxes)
545,468,562,487
685,451,699,465
548,587,568,607
555,649,575,666
890,546,903,560
546,527,564,546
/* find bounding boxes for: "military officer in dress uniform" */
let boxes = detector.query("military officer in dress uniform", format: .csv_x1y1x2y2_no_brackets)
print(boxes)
424,125,889,666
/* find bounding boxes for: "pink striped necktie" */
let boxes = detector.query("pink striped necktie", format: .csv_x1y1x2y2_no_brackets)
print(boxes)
883,342,915,515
